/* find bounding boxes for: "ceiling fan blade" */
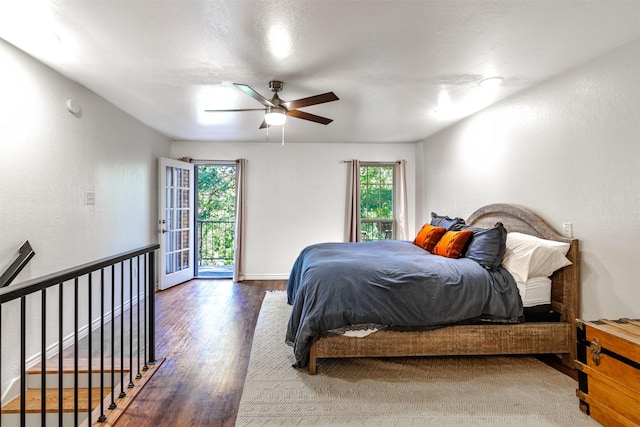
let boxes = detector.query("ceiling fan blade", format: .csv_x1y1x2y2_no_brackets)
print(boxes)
259,119,269,129
287,109,333,125
234,83,277,108
204,108,266,112
283,92,339,110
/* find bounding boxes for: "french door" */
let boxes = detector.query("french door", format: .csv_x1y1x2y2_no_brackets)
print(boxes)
158,158,194,290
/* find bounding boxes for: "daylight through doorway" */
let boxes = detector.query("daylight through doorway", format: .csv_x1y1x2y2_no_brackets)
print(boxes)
195,163,236,278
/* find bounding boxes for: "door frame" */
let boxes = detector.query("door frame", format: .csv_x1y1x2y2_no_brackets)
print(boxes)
193,161,237,278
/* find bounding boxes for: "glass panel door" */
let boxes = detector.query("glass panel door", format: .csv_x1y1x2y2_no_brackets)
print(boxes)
158,158,194,289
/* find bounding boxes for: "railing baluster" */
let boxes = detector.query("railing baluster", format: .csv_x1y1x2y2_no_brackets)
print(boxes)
136,256,142,380
74,277,79,426
109,264,116,410
142,253,148,372
20,296,26,427
58,283,63,427
119,261,126,399
41,288,46,427
198,221,204,265
0,303,3,427
99,268,107,422
88,272,93,425
128,260,134,389
148,252,156,364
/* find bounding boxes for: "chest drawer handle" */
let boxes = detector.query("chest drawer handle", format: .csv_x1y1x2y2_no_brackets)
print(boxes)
590,338,602,365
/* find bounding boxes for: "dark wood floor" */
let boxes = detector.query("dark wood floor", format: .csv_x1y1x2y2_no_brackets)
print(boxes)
113,278,576,426
113,279,285,427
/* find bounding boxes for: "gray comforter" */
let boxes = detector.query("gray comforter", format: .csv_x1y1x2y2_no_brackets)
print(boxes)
285,240,523,368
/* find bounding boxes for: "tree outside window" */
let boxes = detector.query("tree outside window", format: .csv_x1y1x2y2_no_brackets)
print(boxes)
360,164,394,241
197,165,236,266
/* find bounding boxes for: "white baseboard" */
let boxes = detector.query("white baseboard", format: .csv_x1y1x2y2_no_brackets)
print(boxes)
241,274,289,281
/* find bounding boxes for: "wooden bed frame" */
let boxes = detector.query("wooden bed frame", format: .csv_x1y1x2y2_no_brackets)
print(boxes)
308,203,580,374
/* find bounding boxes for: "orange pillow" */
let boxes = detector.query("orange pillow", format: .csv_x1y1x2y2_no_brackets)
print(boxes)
433,230,473,259
413,224,446,252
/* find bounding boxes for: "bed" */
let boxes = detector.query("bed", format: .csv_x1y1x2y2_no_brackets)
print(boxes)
286,203,580,375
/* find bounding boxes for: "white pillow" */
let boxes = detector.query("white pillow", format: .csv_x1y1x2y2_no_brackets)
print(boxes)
502,232,571,283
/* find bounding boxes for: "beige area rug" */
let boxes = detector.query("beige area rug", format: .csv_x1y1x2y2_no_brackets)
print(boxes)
236,291,598,426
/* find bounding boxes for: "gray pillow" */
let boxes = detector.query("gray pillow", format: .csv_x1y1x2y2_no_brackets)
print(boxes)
430,212,466,231
462,222,507,271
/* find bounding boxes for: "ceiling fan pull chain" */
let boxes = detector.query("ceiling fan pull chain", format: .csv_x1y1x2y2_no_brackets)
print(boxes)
281,124,285,146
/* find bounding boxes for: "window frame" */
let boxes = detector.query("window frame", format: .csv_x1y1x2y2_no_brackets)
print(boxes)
359,162,396,241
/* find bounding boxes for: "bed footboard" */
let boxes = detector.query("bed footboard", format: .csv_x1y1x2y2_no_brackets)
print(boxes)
309,322,572,374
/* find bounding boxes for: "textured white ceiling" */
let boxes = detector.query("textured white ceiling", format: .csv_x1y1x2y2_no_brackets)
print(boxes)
1,0,639,143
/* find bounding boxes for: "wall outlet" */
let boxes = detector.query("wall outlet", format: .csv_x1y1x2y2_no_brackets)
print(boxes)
85,190,95,205
562,222,573,238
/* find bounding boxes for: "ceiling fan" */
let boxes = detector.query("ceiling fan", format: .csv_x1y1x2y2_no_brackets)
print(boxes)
205,81,339,128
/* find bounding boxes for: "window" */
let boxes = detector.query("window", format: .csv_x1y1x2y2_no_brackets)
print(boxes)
360,163,394,241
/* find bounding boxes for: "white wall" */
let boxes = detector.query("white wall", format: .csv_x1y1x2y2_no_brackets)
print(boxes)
0,39,171,398
417,39,640,320
171,141,416,279
0,40,172,276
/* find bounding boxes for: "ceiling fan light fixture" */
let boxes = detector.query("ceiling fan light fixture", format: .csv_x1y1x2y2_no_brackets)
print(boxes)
265,107,287,126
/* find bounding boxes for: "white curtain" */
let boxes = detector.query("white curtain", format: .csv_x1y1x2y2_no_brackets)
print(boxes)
233,159,247,282
394,160,409,240
346,159,361,242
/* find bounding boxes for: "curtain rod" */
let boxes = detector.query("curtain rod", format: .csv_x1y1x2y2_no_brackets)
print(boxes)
341,160,406,164
179,157,244,165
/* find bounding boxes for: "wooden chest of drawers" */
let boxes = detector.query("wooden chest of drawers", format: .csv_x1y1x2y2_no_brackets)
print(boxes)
575,318,640,427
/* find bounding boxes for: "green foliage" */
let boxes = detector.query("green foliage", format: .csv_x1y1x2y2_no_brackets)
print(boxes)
198,165,236,222
360,165,393,219
197,165,236,265
360,165,394,241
